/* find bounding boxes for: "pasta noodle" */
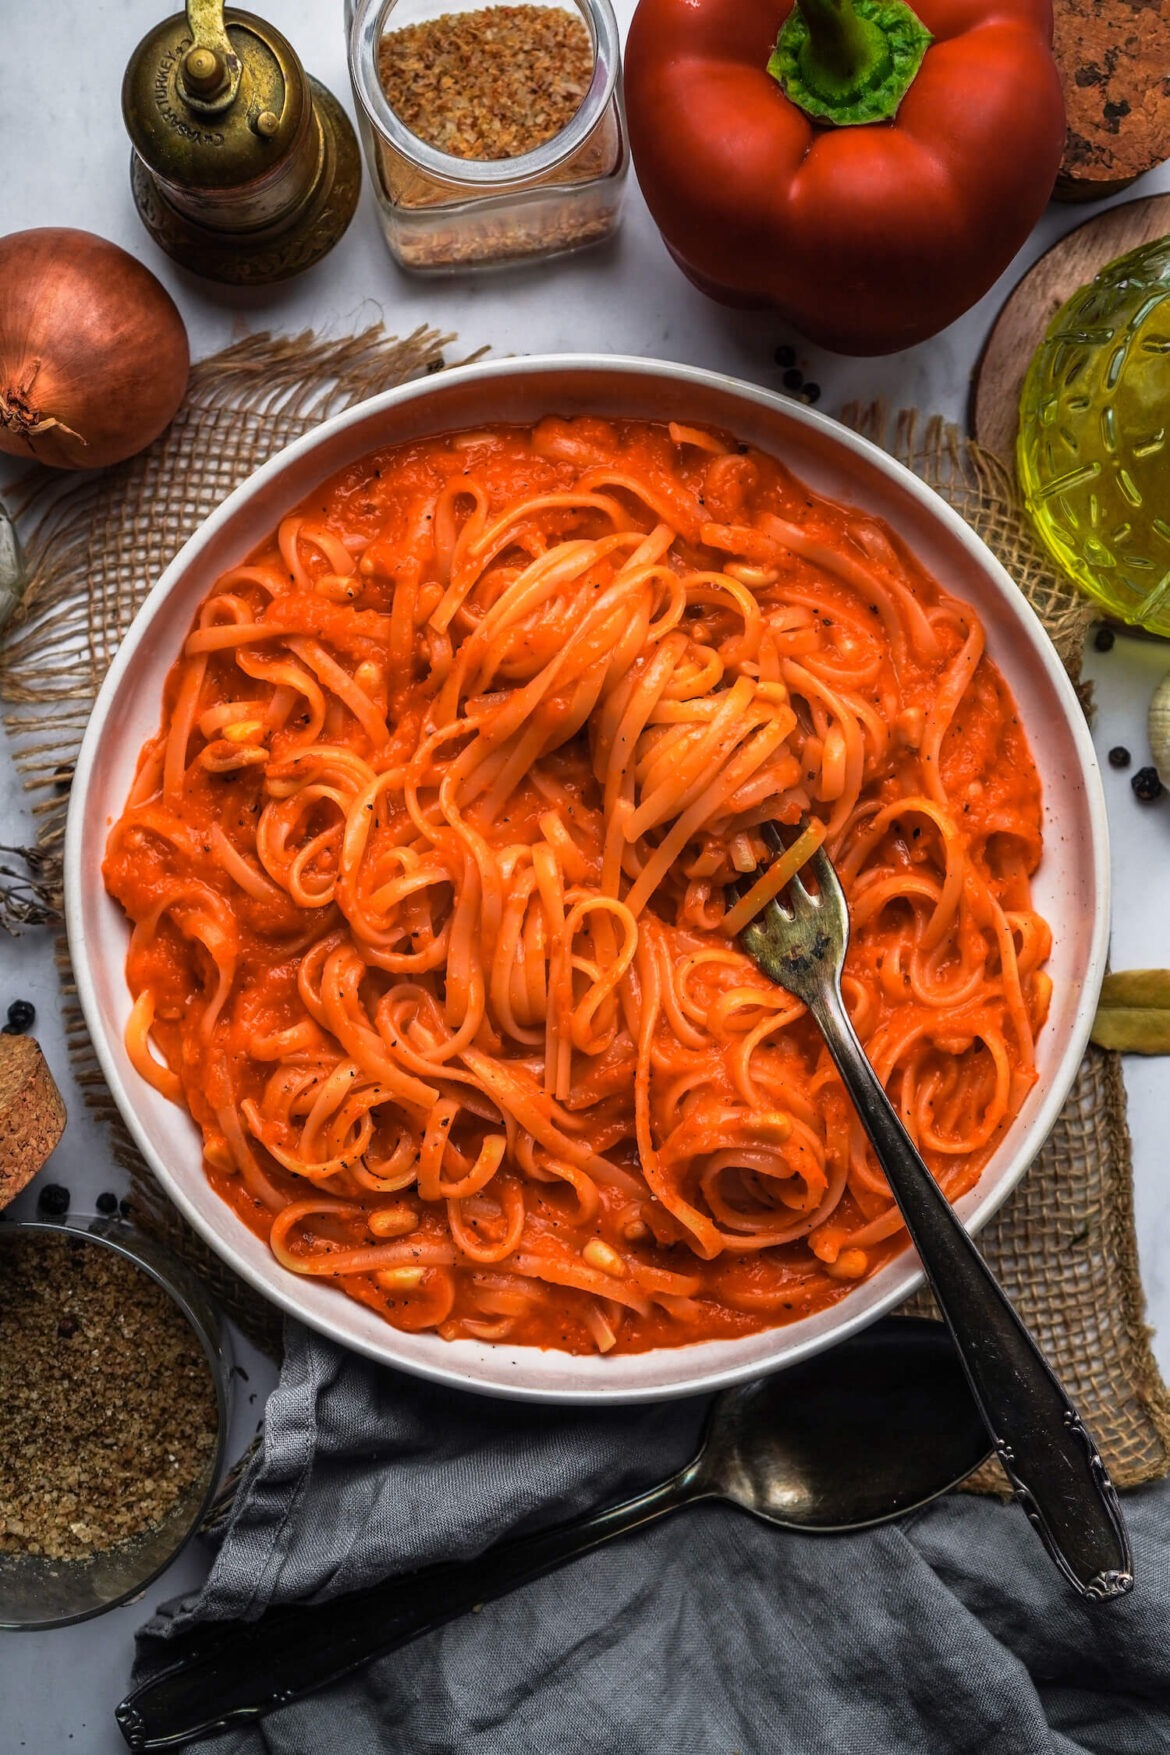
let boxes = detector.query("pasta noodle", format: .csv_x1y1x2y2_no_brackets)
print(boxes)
104,417,1051,1354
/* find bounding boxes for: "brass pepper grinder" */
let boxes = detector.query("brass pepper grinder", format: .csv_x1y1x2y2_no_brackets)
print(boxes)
123,0,362,284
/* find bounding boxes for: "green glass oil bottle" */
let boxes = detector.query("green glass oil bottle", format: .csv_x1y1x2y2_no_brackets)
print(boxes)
1018,236,1170,636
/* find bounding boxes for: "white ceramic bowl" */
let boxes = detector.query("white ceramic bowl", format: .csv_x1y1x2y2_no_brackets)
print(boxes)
66,356,1109,1403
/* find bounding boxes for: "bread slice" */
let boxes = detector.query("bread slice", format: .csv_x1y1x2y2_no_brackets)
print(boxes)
0,1034,67,1207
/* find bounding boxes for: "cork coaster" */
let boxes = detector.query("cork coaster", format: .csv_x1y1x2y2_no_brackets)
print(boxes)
969,193,1170,463
1054,0,1170,201
0,1034,66,1208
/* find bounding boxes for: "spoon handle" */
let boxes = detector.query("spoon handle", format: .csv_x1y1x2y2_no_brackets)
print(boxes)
115,1463,701,1751
808,982,1133,1604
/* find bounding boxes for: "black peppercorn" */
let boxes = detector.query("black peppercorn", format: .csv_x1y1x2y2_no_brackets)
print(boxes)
1108,746,1131,769
119,1197,133,1218
3,999,35,1035
37,1183,70,1216
96,1191,119,1215
782,368,803,390
774,344,796,367
1132,766,1164,803
803,382,822,404
1093,626,1115,652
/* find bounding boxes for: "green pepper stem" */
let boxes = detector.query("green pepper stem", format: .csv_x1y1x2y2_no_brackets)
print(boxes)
768,0,933,128
795,0,886,86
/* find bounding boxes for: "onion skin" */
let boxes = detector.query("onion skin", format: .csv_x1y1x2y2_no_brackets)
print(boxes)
0,229,189,471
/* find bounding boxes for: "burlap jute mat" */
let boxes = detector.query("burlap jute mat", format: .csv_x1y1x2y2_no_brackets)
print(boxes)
1,341,1167,1497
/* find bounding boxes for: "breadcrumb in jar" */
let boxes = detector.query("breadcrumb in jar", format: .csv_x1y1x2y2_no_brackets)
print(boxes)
353,0,626,270
377,5,595,161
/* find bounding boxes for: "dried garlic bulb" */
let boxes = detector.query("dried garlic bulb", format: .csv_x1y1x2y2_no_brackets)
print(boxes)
0,500,23,632
1148,672,1170,788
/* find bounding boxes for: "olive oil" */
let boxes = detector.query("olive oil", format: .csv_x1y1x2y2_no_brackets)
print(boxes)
1018,237,1170,635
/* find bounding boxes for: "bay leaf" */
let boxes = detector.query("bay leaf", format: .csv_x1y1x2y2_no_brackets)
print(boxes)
1091,969,1170,1054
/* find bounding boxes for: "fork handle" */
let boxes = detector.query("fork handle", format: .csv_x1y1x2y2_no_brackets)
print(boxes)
809,982,1133,1602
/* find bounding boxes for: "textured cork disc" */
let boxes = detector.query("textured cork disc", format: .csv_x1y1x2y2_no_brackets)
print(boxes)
0,1034,66,1207
969,194,1170,463
1054,0,1170,200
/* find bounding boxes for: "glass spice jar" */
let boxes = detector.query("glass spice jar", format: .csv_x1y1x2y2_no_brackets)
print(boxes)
0,1217,230,1630
346,0,628,272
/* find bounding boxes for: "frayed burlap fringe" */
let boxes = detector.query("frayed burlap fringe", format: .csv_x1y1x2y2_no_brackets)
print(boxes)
2,371,1167,1486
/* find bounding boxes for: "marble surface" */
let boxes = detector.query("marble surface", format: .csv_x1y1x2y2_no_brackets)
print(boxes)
2,4,1169,1749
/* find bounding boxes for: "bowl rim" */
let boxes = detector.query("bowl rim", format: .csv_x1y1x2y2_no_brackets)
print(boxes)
64,353,1111,1403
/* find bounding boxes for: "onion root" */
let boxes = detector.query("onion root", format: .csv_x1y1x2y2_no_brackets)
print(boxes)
0,360,84,449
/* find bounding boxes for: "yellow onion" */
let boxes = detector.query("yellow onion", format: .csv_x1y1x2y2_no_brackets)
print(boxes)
0,229,189,471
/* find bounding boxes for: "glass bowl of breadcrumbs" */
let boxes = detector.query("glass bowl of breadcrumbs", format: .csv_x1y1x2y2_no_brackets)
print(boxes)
347,0,627,270
0,1217,229,1628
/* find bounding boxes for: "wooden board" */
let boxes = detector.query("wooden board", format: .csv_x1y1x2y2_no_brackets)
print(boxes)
969,193,1170,462
1054,0,1170,200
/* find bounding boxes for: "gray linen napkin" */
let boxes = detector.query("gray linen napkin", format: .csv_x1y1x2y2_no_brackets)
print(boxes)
135,1322,1170,1754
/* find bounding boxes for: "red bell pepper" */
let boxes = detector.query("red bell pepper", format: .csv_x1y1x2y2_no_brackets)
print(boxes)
624,0,1066,355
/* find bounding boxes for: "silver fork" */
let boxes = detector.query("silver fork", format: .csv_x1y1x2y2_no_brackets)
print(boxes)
731,822,1133,1602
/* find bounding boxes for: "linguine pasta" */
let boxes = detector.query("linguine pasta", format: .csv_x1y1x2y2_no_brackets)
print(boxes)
104,417,1050,1354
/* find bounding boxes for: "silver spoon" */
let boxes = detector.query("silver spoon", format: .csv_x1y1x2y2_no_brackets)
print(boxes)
116,1316,988,1752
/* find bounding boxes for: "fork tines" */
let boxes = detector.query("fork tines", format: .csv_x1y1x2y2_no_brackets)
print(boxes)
760,820,786,858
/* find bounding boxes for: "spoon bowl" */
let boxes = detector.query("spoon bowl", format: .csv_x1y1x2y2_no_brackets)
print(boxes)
117,1317,990,1751
698,1316,991,1531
